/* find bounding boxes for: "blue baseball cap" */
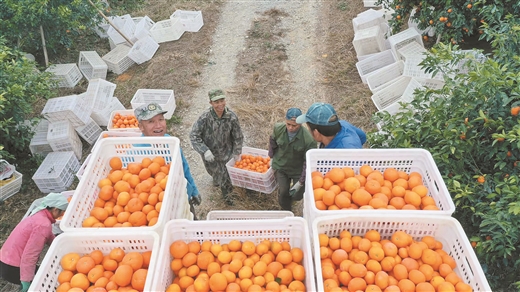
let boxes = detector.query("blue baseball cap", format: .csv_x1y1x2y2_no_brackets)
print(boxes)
295,102,339,126
285,108,302,120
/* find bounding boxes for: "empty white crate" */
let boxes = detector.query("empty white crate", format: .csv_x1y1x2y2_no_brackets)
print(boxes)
377,77,424,115
78,51,108,80
388,27,424,57
47,120,83,159
353,25,387,57
32,151,80,193
355,49,397,84
366,60,405,93
353,9,384,32
41,95,92,127
45,63,83,88
170,10,203,32
107,14,136,45
416,77,446,90
84,78,117,111
130,89,175,119
75,117,103,145
404,56,444,81
128,35,159,64
133,15,155,41
29,119,53,157
206,210,294,220
91,96,125,126
408,7,434,35
397,40,427,62
150,18,185,43
0,169,22,202
102,44,136,74
371,76,413,111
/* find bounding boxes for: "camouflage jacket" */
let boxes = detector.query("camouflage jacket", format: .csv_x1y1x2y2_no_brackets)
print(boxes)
190,107,244,162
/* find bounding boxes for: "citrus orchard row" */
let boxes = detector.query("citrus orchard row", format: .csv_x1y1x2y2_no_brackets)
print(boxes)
311,166,440,211
81,156,170,228
233,154,271,174
56,248,152,292
166,239,307,292
318,229,473,292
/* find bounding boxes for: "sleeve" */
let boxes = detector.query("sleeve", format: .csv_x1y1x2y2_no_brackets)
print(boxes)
19,227,48,282
180,149,199,198
355,126,367,145
268,134,277,158
231,117,244,156
189,116,210,155
298,160,307,184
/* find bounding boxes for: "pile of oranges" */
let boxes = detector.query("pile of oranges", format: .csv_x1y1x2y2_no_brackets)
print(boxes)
166,239,306,292
111,113,139,129
233,154,270,173
56,248,152,292
318,229,473,292
311,165,440,211
82,156,170,228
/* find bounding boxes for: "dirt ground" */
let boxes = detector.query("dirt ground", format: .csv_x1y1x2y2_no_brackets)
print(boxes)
0,0,374,289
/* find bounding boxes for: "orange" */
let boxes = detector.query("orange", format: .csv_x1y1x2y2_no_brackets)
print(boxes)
365,180,382,195
87,265,104,284
348,277,367,292
114,180,131,193
437,281,456,292
359,165,373,177
99,185,115,201
127,163,142,175
57,270,74,284
312,176,324,189
70,273,90,290
110,157,123,170
343,177,361,193
61,252,81,272
322,190,336,206
407,175,423,189
398,278,415,292
352,189,372,206
276,250,292,265
383,168,399,182
121,252,144,271
327,168,345,183
170,240,189,259
348,263,367,278
148,162,161,175
393,178,409,190
404,191,421,208
392,263,408,280
152,156,166,166
76,256,96,274
343,167,355,178
242,240,256,256
277,268,293,285
368,246,384,261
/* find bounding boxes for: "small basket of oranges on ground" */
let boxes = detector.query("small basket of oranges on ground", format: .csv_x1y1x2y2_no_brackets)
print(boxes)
225,146,277,194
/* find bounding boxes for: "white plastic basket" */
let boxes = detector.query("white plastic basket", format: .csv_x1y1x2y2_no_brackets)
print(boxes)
91,130,143,153
352,9,385,32
170,10,204,32
396,40,427,62
29,119,53,157
132,15,155,42
90,96,125,127
366,60,405,93
303,148,455,229
0,169,22,202
75,153,91,181
150,217,315,291
107,14,136,45
150,18,185,43
355,49,397,84
47,120,83,159
312,214,491,292
415,77,446,90
403,56,444,81
107,109,141,132
225,147,277,194
206,210,294,220
74,117,103,145
78,51,108,80
128,35,160,65
32,151,80,194
29,231,160,292
44,63,83,88
102,44,136,74
60,137,184,233
41,94,92,128
84,78,116,111
379,77,424,115
353,25,387,58
371,75,412,111
388,27,424,57
130,89,176,119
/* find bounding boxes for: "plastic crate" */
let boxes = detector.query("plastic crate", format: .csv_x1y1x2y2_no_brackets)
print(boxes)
29,119,53,157
74,117,102,145
355,49,397,84
353,25,387,58
91,130,143,153
415,77,446,90
312,214,491,292
303,148,455,228
174,182,192,220
0,169,22,202
32,151,80,193
206,210,294,220
60,137,185,233
150,18,185,43
44,63,83,88
78,51,108,80
76,153,91,181
132,16,155,42
396,40,427,62
378,77,424,115
403,56,444,81
408,7,434,36
91,96,125,127
366,60,405,93
150,217,315,291
128,35,160,65
102,44,136,74
130,89,176,119
107,14,136,45
371,75,412,111
107,109,141,132
41,94,92,128
388,27,424,57
47,120,83,160
170,10,204,32
225,147,277,194
29,231,160,292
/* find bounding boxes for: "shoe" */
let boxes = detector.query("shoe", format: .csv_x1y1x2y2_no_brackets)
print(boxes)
222,193,234,206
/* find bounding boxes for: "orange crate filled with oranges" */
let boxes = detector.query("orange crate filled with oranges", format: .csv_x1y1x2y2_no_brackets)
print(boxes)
107,110,141,131
225,147,277,194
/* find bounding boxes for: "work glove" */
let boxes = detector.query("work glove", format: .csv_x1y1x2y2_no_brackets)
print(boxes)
289,181,303,198
204,150,215,162
233,154,241,163
20,281,30,292
190,194,201,206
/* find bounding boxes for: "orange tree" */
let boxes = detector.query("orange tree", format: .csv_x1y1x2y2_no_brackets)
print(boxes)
378,0,520,43
368,16,520,290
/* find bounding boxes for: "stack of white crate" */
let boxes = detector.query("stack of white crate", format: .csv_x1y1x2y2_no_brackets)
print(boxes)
352,9,392,60
130,89,176,119
83,78,124,127
46,120,83,160
29,119,53,157
44,64,83,88
78,51,108,80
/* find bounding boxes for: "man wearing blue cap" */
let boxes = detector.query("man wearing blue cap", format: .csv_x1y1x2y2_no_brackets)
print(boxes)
296,102,366,149
269,108,317,211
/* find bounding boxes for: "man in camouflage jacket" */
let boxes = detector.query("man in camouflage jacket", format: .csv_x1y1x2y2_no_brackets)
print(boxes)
190,89,244,205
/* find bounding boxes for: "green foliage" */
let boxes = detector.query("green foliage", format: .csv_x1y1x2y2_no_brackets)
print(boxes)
378,0,520,43
0,37,55,161
368,16,520,290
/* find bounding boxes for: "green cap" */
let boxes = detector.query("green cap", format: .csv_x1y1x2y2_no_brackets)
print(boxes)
134,102,168,121
208,89,226,101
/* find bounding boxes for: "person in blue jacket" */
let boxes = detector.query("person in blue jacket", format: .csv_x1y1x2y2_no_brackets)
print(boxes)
134,102,201,220
296,102,366,149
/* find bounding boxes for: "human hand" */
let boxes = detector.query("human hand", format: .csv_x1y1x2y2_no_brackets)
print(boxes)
289,181,302,197
190,194,201,206
204,150,215,162
21,281,30,292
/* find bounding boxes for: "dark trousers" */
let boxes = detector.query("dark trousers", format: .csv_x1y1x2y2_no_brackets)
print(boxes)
275,170,305,211
202,158,233,196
